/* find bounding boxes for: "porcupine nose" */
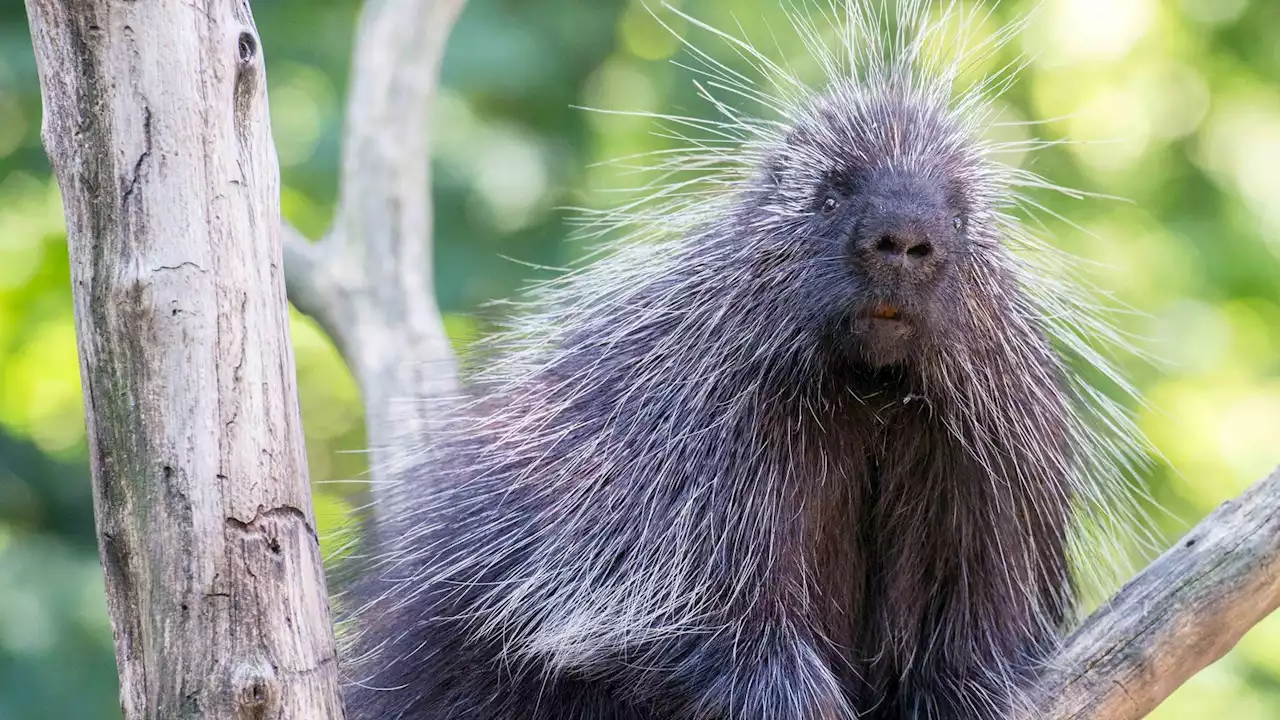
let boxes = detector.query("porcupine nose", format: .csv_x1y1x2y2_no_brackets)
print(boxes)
874,230,932,262
853,215,943,280
850,170,949,282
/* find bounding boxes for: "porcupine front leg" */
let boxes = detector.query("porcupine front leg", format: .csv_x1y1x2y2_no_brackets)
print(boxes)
641,617,854,720
888,669,1034,720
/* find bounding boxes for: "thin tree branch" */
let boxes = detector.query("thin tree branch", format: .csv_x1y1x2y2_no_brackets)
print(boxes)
282,222,346,357
281,0,465,510
1031,466,1280,719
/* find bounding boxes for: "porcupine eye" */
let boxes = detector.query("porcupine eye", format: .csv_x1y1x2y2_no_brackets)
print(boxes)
952,216,964,232
818,169,855,216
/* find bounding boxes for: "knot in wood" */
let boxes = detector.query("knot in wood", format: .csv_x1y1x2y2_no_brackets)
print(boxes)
237,31,257,65
233,661,280,718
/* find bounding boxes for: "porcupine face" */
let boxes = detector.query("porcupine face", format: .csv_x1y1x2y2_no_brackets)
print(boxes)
762,86,984,370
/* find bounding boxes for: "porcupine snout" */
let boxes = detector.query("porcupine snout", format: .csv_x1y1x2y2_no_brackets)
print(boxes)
831,163,963,367
847,167,955,289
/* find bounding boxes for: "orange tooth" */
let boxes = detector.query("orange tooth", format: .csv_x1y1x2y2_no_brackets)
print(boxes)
872,303,899,320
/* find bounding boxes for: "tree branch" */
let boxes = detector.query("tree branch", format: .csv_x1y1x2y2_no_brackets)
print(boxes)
280,0,464,511
1031,466,1280,719
282,222,345,358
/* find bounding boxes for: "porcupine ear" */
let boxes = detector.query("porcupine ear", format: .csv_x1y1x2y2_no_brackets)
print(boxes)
760,157,786,190
765,113,824,192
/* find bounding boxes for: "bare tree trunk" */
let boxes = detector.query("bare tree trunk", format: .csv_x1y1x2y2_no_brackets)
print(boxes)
25,1,344,718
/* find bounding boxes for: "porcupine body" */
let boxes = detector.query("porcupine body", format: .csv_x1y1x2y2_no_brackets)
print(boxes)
340,2,1149,718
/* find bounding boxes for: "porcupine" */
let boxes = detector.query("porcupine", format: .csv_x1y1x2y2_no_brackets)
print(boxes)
339,1,1152,718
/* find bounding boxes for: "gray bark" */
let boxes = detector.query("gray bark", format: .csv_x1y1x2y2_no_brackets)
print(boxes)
282,0,465,518
1029,466,1280,720
25,0,344,718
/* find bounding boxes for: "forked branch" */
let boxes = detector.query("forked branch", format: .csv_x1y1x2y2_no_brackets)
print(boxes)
283,0,465,506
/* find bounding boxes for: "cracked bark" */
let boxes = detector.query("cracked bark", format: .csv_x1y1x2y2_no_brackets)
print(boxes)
1027,467,1280,720
25,0,344,717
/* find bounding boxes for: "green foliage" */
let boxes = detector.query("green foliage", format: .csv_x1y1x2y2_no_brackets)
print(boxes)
0,0,1277,716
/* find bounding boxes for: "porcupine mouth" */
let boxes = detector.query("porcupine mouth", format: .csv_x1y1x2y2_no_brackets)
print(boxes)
847,300,915,368
869,301,903,322
866,300,911,331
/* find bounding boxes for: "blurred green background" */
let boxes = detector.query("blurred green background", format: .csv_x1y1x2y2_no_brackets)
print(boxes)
1,0,1278,717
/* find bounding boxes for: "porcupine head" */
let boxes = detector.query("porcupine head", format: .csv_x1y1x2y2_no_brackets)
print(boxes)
345,1,1154,718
